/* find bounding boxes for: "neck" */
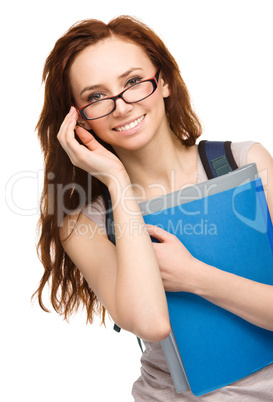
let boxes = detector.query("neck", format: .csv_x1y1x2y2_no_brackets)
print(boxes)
113,130,197,200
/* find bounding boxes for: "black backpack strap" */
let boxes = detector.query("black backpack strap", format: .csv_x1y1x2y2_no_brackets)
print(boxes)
102,186,116,245
198,140,238,179
102,187,144,353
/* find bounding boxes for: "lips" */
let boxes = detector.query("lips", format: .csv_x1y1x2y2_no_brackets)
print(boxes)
113,115,145,132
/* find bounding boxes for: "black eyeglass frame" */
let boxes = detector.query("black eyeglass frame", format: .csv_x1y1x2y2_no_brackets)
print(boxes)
75,67,161,121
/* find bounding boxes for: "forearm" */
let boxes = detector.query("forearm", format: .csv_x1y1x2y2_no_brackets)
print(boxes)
108,173,170,339
195,144,273,331
192,259,273,331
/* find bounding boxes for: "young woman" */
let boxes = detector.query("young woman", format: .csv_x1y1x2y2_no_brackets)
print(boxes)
35,16,273,400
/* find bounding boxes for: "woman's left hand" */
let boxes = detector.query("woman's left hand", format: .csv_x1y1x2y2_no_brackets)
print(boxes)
145,224,198,292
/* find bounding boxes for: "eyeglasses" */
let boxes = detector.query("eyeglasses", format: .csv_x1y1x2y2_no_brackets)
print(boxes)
75,67,161,120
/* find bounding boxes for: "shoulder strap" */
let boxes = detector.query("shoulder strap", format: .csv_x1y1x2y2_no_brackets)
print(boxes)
102,186,116,245
198,140,238,179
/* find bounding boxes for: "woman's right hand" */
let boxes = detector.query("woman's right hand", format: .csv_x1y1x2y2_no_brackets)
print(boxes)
57,107,127,187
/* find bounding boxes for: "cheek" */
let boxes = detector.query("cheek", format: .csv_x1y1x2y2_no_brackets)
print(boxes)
86,119,118,147
148,91,167,117
86,119,107,138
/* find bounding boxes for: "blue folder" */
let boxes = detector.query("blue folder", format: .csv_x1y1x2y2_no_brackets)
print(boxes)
138,164,273,396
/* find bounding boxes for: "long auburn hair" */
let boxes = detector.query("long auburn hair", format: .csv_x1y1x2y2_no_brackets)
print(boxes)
34,15,202,325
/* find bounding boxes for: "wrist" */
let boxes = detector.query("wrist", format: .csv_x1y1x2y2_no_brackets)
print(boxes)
187,258,212,296
191,259,225,299
107,170,131,195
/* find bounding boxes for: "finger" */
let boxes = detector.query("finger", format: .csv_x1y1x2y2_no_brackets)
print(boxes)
57,107,77,144
57,109,88,164
59,108,102,154
145,224,172,243
58,109,103,161
61,109,92,155
75,126,102,151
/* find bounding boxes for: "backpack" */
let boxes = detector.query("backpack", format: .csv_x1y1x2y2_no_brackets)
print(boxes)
102,140,238,351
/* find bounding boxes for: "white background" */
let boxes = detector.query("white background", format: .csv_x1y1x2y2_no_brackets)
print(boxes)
1,1,273,401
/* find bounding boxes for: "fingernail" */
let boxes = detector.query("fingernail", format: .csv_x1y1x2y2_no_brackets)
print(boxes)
70,106,77,116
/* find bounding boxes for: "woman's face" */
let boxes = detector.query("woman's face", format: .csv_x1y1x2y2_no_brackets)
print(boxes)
69,36,170,151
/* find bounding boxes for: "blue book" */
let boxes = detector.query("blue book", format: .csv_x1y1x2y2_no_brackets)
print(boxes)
138,164,273,396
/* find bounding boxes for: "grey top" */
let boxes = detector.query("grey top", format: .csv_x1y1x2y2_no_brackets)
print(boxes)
82,141,273,401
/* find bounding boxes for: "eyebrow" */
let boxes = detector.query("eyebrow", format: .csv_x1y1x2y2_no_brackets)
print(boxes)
79,67,144,96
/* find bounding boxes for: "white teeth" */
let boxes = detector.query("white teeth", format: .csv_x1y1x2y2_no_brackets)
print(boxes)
116,115,144,132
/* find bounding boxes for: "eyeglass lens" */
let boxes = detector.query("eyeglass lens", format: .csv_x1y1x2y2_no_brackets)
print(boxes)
83,81,154,119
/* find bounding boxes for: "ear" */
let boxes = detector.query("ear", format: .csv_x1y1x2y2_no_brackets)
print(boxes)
160,75,170,99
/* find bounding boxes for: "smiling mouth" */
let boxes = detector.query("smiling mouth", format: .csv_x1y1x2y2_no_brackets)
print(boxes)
113,115,145,132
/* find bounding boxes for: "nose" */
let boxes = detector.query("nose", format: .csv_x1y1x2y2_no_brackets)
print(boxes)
112,97,133,117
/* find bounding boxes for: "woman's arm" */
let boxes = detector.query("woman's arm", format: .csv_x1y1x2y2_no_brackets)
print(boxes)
108,171,171,339
146,143,273,331
247,143,273,218
202,143,273,329
58,108,170,342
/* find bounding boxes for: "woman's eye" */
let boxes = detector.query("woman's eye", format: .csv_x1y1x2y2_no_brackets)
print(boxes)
88,93,104,103
127,77,142,86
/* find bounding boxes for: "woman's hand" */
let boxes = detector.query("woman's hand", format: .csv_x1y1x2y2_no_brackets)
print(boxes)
146,224,273,331
145,224,199,292
57,107,127,186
